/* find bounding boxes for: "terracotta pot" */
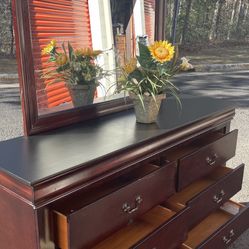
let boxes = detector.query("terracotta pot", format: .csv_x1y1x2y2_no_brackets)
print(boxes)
129,93,166,123
67,84,96,108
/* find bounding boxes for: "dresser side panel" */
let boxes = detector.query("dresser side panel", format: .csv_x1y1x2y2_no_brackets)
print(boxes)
0,187,39,249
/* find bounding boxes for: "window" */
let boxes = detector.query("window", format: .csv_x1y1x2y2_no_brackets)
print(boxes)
30,0,92,111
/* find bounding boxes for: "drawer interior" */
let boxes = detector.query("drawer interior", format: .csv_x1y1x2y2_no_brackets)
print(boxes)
52,163,160,214
163,131,225,162
52,160,176,249
92,206,175,249
182,201,245,248
165,166,232,212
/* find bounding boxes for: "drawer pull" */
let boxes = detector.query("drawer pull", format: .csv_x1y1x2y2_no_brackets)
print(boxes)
223,229,235,245
213,189,225,204
206,153,218,166
122,196,143,214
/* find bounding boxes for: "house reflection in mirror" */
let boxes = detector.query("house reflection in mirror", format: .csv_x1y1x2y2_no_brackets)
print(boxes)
31,0,156,116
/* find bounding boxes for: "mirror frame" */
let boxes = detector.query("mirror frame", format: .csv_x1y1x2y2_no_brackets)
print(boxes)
12,0,167,136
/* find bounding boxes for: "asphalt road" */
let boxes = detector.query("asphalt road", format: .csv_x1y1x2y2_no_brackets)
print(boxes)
0,84,22,140
0,70,249,248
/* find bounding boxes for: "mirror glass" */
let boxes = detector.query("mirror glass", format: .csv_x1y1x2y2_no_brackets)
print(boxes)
29,0,156,116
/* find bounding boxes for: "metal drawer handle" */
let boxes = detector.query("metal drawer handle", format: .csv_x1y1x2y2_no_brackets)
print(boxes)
223,229,235,244
213,189,225,204
206,153,218,166
122,196,143,214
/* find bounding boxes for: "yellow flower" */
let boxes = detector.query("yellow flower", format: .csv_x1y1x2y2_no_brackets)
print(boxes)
75,48,85,56
56,54,68,66
42,40,56,55
122,58,137,74
75,48,102,57
92,50,102,56
118,75,126,82
149,41,175,63
50,40,56,47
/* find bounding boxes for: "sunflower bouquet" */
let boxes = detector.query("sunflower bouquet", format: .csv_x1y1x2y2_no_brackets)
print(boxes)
117,40,182,108
41,40,104,86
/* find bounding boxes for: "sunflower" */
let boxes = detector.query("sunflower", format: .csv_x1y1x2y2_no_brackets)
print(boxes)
149,41,175,63
56,54,68,66
122,58,137,74
42,40,56,55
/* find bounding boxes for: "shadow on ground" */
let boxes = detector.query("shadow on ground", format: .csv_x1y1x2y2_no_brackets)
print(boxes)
173,71,249,108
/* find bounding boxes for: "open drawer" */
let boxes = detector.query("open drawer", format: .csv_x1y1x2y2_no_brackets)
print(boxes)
93,205,189,249
181,201,249,249
52,161,176,249
165,164,244,228
164,129,238,191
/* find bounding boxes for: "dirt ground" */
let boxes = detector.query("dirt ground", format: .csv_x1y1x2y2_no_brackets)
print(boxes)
181,44,249,65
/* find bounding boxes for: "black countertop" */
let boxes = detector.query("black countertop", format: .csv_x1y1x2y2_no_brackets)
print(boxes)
0,96,235,186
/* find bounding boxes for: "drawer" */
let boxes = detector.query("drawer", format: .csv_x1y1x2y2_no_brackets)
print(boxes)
52,161,176,249
165,164,244,228
181,201,249,249
93,205,189,249
177,129,238,190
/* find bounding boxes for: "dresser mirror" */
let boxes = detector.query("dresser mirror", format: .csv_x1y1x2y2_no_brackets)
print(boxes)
13,0,166,135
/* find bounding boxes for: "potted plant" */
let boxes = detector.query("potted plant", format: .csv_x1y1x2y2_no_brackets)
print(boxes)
41,40,104,107
116,41,182,123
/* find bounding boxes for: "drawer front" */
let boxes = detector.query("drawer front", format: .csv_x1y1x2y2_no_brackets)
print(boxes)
178,130,238,191
133,208,190,249
187,164,244,228
68,162,176,249
198,203,249,249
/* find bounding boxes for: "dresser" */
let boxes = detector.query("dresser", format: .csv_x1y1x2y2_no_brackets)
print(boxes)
0,96,247,249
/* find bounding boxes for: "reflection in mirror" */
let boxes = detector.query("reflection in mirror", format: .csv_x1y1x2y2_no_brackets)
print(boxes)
30,0,155,116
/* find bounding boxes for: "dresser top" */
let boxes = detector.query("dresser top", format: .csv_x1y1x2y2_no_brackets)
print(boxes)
0,96,234,186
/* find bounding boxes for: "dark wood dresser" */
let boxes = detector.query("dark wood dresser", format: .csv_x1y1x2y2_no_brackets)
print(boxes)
0,97,247,249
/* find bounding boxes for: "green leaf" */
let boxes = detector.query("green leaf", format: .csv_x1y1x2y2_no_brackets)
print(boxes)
68,42,75,61
165,79,180,91
129,68,143,81
168,89,182,110
48,57,56,62
62,42,67,56
137,94,145,110
56,63,70,72
146,76,158,94
136,42,155,69
164,83,181,110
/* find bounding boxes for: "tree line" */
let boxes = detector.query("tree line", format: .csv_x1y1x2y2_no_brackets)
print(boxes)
1,0,249,56
166,0,249,47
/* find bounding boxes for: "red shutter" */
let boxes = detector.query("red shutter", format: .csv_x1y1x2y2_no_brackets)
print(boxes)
144,0,155,44
29,0,92,109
